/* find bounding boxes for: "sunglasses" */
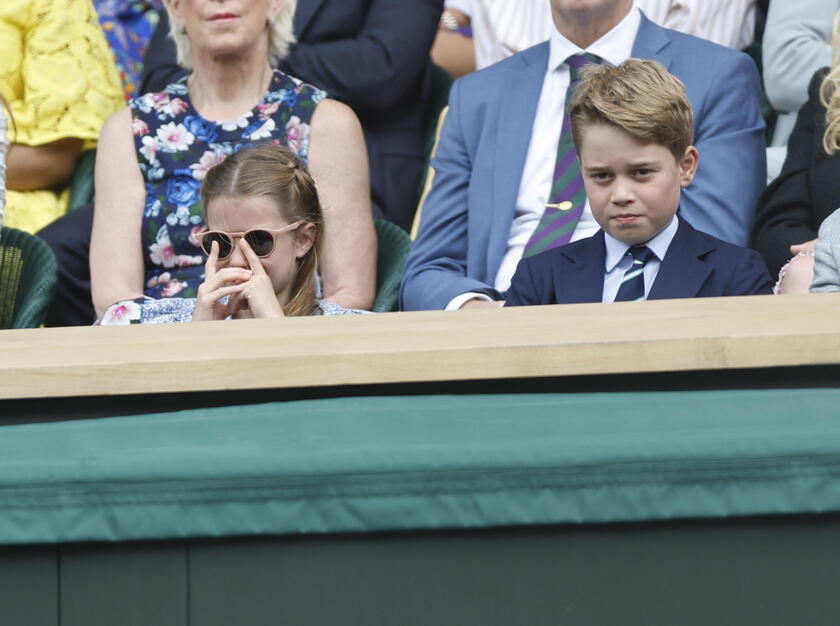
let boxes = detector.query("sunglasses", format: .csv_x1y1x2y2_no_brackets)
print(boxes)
196,221,304,260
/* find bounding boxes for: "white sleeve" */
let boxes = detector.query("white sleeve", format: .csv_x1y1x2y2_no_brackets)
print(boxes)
446,292,493,311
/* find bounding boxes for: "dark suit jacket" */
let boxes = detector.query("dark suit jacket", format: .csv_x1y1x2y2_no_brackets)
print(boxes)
142,0,444,231
753,69,839,279
505,219,773,307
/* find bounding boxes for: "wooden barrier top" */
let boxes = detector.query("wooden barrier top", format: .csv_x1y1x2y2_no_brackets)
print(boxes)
1,293,839,400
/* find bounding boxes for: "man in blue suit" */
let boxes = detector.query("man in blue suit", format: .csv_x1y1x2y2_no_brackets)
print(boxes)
505,59,772,307
402,0,767,311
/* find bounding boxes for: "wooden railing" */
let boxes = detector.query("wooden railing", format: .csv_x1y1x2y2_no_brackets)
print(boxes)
1,293,839,400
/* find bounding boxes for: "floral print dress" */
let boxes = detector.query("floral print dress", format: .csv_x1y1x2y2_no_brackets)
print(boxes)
99,297,367,324
130,70,325,301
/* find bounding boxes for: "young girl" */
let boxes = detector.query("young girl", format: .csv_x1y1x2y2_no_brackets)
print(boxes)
99,144,366,324
755,10,840,293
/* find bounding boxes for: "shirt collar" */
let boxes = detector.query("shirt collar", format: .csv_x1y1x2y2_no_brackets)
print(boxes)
604,215,679,273
548,3,641,73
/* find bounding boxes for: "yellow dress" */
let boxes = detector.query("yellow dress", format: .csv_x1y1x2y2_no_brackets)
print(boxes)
0,0,123,234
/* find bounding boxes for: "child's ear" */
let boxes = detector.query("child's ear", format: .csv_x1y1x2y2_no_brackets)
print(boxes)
293,223,317,259
679,146,699,188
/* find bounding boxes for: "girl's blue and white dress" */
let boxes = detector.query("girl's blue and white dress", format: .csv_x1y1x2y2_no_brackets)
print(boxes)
99,297,365,325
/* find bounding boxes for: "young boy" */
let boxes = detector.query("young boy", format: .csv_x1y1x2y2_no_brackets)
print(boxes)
505,59,772,307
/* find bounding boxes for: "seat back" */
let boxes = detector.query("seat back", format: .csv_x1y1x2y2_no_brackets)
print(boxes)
0,227,58,328
412,65,454,240
373,218,411,312
68,150,96,212
416,65,454,206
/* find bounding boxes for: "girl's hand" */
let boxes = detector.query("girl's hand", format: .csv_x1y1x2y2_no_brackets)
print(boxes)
192,241,252,322
228,238,285,319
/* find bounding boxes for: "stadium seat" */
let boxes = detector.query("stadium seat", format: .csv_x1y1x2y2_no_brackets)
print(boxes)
0,227,58,328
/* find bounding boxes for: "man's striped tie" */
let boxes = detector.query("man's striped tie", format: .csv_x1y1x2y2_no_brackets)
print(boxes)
523,52,606,258
614,246,655,302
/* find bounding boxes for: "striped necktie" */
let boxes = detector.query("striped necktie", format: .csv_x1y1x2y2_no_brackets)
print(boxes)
523,52,605,258
614,246,655,302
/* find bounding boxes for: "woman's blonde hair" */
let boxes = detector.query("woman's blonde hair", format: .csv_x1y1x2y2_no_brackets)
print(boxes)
821,9,840,154
201,144,322,317
163,0,297,70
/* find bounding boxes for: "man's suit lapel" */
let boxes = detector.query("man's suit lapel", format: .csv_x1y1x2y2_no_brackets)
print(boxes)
294,0,329,39
554,233,607,304
648,219,714,299
487,44,550,274
631,12,672,71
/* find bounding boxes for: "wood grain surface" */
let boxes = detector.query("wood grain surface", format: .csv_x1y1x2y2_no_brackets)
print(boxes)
1,294,838,399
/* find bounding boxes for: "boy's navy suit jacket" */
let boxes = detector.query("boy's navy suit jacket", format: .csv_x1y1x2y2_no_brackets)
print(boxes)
505,219,773,307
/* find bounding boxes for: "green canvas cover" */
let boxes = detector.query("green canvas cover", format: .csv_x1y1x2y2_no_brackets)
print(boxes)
1,389,840,545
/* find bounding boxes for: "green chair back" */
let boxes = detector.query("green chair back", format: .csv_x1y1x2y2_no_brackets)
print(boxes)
416,65,454,204
68,150,96,212
373,218,411,312
0,226,58,328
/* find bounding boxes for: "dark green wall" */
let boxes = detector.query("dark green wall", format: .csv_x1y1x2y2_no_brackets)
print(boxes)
2,515,840,626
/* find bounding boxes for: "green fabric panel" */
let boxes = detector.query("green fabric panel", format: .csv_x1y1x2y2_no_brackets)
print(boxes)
2,389,840,545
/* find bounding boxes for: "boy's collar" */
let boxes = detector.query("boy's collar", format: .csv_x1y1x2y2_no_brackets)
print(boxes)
603,215,679,272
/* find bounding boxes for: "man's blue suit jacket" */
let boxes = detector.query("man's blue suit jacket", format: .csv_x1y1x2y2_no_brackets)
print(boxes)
504,218,773,307
402,13,767,311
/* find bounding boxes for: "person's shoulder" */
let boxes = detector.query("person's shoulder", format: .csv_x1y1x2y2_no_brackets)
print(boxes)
129,79,190,112
102,106,133,130
459,41,550,87
639,15,753,72
640,15,736,55
272,70,328,102
309,97,360,140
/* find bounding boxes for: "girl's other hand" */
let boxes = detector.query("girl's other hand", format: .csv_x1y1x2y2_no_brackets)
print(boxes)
192,241,252,321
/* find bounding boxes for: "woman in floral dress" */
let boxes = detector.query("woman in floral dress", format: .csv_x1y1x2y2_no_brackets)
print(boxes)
90,0,375,316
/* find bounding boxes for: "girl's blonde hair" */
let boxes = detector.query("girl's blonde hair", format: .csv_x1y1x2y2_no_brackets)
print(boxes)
821,9,840,154
163,0,297,70
201,144,322,317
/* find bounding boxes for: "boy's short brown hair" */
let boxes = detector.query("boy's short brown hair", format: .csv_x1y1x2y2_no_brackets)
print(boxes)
569,59,694,160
